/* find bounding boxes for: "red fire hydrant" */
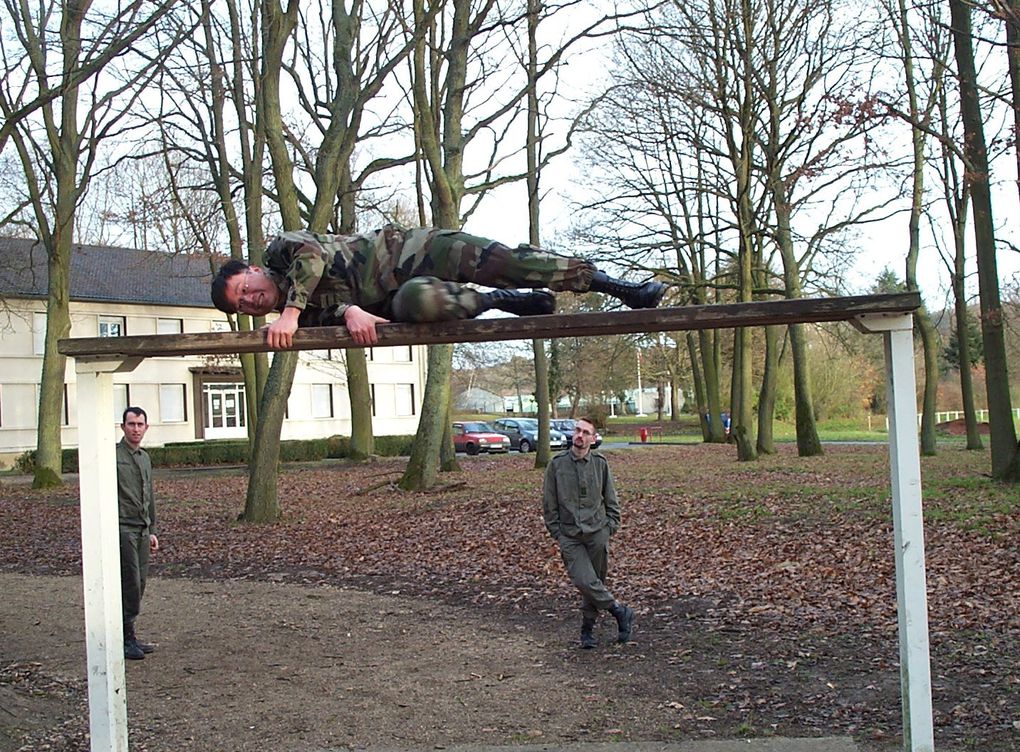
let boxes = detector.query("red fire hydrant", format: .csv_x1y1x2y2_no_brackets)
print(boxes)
639,427,648,443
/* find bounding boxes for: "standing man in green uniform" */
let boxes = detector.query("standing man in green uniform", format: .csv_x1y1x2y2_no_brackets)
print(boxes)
117,407,159,661
210,226,666,349
543,417,634,649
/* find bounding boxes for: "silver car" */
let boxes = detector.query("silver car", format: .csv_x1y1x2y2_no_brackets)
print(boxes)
491,417,569,453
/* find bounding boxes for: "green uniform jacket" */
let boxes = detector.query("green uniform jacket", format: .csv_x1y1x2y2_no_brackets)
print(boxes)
542,450,620,540
117,439,156,533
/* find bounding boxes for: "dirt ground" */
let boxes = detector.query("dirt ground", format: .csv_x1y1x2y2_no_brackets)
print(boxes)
0,570,899,752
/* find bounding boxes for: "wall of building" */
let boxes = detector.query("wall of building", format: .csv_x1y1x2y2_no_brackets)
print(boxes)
0,298,427,469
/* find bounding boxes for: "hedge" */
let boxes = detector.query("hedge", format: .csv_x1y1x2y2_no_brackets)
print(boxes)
14,434,417,473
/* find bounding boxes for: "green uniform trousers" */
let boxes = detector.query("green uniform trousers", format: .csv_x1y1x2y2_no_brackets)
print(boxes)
119,525,150,631
557,526,616,620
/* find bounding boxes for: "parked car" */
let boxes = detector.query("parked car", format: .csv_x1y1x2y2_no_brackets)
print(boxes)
550,418,603,448
491,417,569,453
452,421,512,455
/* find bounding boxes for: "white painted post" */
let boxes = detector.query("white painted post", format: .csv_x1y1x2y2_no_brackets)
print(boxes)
856,313,934,752
76,358,140,752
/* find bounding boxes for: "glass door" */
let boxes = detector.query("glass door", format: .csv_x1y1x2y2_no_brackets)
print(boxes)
203,383,247,439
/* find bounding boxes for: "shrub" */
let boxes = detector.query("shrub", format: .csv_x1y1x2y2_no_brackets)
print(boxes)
279,438,329,462
374,434,415,456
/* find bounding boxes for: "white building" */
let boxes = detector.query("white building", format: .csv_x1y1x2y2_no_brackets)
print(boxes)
0,237,427,469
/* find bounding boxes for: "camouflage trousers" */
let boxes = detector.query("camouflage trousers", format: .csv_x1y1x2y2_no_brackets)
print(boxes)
338,226,595,323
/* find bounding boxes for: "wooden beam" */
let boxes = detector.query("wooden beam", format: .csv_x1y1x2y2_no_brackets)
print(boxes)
59,292,920,359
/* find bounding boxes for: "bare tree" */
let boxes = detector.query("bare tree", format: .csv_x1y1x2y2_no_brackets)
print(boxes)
949,0,1020,480
0,0,189,487
399,0,636,489
579,0,900,459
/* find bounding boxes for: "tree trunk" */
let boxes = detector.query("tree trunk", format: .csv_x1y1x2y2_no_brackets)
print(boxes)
950,0,1020,480
756,324,780,455
699,329,725,442
527,0,551,470
687,332,710,440
243,350,298,521
33,4,89,488
1004,0,1020,208
773,186,820,457
897,0,939,457
238,0,300,522
34,240,72,488
914,313,940,456
951,242,982,449
789,323,822,456
400,344,452,491
346,349,374,460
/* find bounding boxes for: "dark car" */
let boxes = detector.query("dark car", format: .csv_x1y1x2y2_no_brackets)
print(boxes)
550,418,603,448
491,417,569,453
452,421,511,455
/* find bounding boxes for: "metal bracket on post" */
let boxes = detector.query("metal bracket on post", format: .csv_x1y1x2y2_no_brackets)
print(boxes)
854,312,934,752
75,356,141,752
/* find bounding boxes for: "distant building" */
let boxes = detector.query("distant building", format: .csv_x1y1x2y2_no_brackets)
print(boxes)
503,394,538,414
454,387,504,414
0,237,427,469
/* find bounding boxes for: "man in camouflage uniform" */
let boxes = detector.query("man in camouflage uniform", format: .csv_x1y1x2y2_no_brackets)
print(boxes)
211,225,665,348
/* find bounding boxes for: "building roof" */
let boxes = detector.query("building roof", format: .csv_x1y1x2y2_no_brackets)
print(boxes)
0,236,220,308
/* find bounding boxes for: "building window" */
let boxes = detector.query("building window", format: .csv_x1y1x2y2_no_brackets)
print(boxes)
33,312,47,355
211,320,230,333
99,315,126,337
393,346,412,363
113,384,130,423
157,318,183,335
395,384,415,416
160,384,187,423
311,384,334,418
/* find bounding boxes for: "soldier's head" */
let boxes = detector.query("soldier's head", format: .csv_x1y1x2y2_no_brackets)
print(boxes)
121,407,148,449
211,261,281,316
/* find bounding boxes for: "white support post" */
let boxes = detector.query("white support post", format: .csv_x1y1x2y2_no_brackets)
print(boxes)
855,313,934,752
76,357,141,752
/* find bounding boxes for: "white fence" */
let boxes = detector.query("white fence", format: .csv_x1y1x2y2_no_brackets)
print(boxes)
917,407,1020,427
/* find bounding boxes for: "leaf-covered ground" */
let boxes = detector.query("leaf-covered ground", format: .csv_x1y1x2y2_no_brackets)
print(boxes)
1,443,1017,751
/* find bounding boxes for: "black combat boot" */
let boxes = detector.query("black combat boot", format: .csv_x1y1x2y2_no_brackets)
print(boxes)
479,289,556,317
609,602,635,643
133,636,155,654
124,623,153,659
580,618,598,649
589,271,666,309
124,625,145,661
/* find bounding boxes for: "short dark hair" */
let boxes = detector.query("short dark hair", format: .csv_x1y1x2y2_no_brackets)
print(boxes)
122,406,148,424
211,259,250,313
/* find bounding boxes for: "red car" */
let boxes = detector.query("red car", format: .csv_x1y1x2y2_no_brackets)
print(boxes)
452,421,512,455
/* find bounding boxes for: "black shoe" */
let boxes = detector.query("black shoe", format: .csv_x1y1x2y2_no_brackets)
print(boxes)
589,271,666,309
480,289,556,317
580,618,597,650
134,637,155,654
610,603,635,643
124,640,145,661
